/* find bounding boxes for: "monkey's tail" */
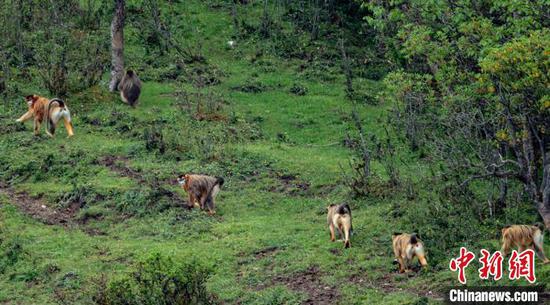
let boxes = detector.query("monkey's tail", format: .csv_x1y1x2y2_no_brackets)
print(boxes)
46,98,65,135
336,203,351,216
204,177,224,203
410,233,418,245
216,177,224,187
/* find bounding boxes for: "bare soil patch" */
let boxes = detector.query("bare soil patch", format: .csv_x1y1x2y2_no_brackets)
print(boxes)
0,183,107,235
272,266,339,305
348,268,444,300
268,173,311,196
0,183,73,226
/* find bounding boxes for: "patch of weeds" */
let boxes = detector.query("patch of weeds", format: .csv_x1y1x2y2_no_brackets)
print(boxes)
169,210,215,238
289,83,307,96
231,78,269,93
218,150,272,179
184,63,225,86
116,187,172,217
240,286,303,305
143,126,166,154
56,271,80,289
101,252,217,305
77,205,106,223
0,120,26,135
0,234,25,273
276,132,291,143
82,110,140,136
174,88,228,122
55,183,99,210
2,158,40,183
300,60,339,82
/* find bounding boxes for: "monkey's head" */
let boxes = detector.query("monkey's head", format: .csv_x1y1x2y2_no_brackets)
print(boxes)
177,174,189,187
24,95,38,109
126,70,135,77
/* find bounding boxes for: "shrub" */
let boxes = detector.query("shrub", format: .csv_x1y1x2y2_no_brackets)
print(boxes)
289,83,307,96
102,252,217,305
0,234,24,273
143,124,168,154
116,187,171,217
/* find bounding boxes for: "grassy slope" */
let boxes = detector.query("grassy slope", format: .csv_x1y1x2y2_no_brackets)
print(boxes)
0,1,548,305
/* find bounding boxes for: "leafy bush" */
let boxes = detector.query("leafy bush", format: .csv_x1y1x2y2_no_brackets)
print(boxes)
289,83,307,96
101,252,217,305
144,126,167,154
116,187,171,217
0,233,24,273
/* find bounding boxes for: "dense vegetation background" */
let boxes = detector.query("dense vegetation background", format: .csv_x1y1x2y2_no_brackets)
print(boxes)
0,0,548,304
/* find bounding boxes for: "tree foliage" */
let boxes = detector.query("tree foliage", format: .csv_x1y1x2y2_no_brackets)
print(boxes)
360,0,550,228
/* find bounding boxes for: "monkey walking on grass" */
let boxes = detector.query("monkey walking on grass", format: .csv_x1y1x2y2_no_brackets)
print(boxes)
16,94,74,137
392,233,428,273
118,70,141,107
327,203,353,248
177,174,224,215
501,223,549,263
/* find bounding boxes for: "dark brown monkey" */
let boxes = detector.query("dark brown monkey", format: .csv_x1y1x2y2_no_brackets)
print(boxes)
177,174,224,215
118,70,141,107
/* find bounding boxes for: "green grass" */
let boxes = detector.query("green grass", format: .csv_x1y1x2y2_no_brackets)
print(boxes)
0,1,549,304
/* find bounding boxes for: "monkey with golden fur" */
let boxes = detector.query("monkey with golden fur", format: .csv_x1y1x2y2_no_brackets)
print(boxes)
177,174,224,215
118,70,141,107
327,203,353,248
501,223,549,263
392,233,428,273
16,94,74,137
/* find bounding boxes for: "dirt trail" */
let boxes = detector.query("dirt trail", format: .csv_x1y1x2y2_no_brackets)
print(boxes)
0,183,106,236
0,183,73,225
239,245,443,303
272,266,339,305
349,271,444,300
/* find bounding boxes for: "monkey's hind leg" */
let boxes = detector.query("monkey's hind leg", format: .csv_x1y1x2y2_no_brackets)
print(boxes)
329,224,336,242
533,231,550,263
46,118,56,137
397,257,406,273
46,108,62,137
187,193,197,209
62,111,74,137
205,196,216,215
343,222,351,248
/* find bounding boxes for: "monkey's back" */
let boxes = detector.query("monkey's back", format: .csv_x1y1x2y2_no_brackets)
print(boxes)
393,234,423,258
120,73,142,106
502,225,538,247
122,83,141,105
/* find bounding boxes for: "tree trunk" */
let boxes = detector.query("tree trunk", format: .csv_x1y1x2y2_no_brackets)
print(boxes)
539,155,550,230
109,0,125,92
